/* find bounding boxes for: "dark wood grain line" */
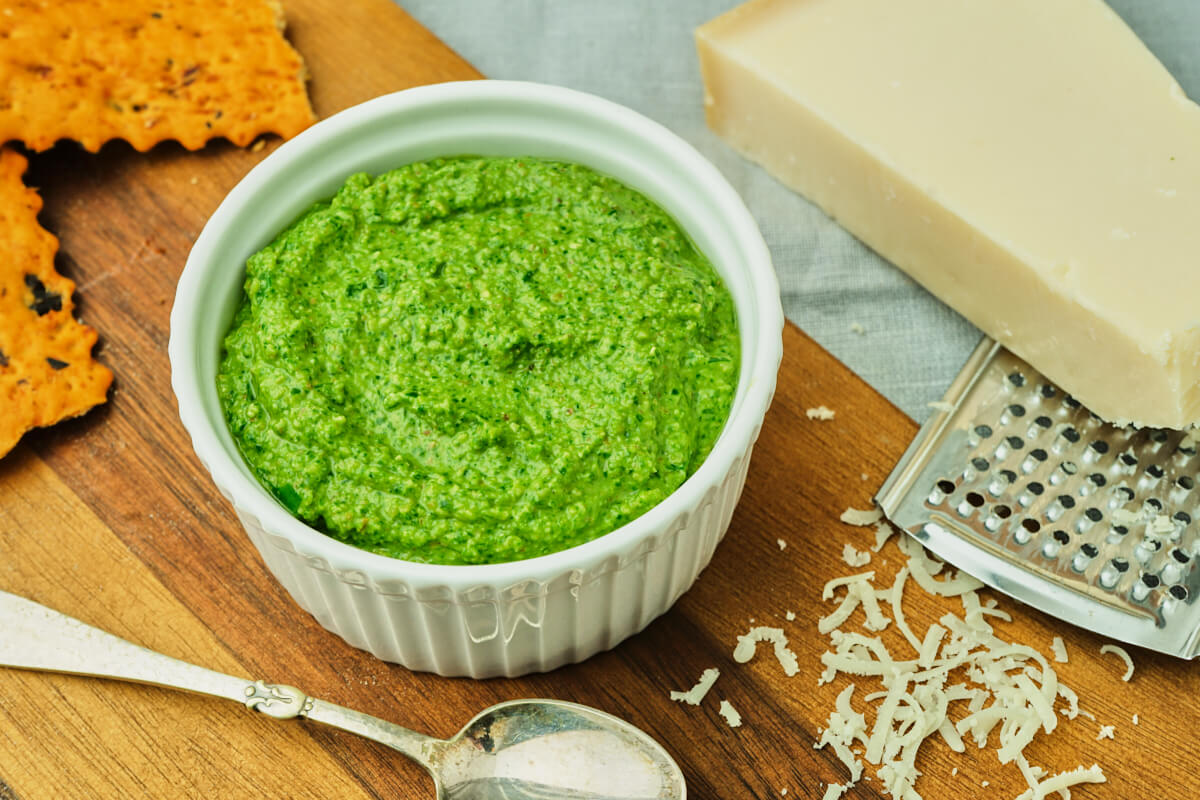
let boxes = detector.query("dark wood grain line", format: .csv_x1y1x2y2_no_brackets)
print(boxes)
0,779,20,800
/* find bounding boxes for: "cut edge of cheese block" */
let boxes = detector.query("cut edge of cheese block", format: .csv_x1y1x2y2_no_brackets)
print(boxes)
697,0,1200,429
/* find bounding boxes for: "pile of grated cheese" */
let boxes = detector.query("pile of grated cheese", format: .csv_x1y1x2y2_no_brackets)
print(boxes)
667,503,1134,799
814,529,1108,800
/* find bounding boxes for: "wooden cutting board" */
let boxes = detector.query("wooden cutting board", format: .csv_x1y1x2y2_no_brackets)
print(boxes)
2,1,1197,797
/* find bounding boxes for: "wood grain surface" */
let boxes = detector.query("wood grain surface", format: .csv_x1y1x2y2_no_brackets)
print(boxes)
2,1,1198,798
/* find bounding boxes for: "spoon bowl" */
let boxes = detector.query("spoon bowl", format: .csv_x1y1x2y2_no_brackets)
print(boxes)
435,700,684,799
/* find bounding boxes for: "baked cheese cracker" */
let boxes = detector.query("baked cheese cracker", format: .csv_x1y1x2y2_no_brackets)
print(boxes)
0,147,112,456
0,0,315,152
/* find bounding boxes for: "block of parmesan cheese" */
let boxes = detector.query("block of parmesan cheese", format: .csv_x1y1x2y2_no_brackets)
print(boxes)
697,0,1200,428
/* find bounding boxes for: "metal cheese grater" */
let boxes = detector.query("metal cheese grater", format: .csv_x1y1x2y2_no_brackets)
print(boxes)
877,337,1200,658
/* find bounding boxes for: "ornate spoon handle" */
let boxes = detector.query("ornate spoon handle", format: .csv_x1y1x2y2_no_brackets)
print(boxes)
0,590,436,763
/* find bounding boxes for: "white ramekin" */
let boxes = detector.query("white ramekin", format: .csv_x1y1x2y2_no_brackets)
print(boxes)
169,80,782,678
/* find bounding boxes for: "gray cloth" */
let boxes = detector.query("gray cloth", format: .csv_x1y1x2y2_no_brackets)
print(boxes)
397,0,1200,421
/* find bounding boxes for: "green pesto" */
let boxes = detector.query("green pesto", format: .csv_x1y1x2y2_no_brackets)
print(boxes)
217,156,739,565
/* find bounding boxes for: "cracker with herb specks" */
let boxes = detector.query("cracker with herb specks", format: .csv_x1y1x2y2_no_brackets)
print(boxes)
0,147,112,456
0,0,315,152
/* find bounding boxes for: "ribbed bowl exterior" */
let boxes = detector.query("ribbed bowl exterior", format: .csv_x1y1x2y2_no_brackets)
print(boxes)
221,441,754,677
170,81,782,679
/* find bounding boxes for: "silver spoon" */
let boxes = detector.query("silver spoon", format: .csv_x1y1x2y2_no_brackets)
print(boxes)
0,590,686,799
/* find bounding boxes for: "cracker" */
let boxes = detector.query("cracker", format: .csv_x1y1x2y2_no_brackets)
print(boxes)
0,0,315,152
0,147,112,456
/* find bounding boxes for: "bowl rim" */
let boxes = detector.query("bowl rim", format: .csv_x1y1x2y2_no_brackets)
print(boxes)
169,79,783,589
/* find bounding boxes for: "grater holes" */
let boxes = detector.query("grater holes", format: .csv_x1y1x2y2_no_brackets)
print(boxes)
982,503,1013,532
1042,531,1065,558
1008,372,1025,387
1172,548,1191,564
1174,511,1191,525
1047,461,1077,487
1083,439,1109,465
1099,560,1123,588
1151,429,1169,444
1040,383,1056,398
1131,572,1160,602
1008,403,1026,417
987,470,1017,497
966,492,985,508
1072,542,1100,572
1064,395,1081,409
1013,517,1040,545
994,436,1024,460
1169,584,1188,601
1020,448,1048,474
1076,507,1103,534
1088,472,1106,488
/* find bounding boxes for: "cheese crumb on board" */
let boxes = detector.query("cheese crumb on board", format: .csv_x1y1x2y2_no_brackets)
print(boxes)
777,538,787,550
718,699,742,728
842,543,871,567
1097,725,1115,740
1099,644,1135,681
821,784,848,800
734,626,800,676
807,405,836,421
669,667,720,706
840,506,883,526
786,610,796,621
850,322,865,335
1132,713,1140,725
926,400,955,413
1051,636,1069,663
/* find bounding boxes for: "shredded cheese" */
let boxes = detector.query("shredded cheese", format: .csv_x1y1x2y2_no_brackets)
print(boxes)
840,506,883,526
669,667,720,706
1096,725,1115,740
927,400,955,412
850,322,865,334
872,520,896,552
718,699,742,728
777,538,788,550
813,535,1114,800
1099,644,1135,681
842,543,871,567
1050,636,1069,663
821,784,848,800
807,405,837,421
1132,713,1139,725
733,626,800,676
1013,764,1106,800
